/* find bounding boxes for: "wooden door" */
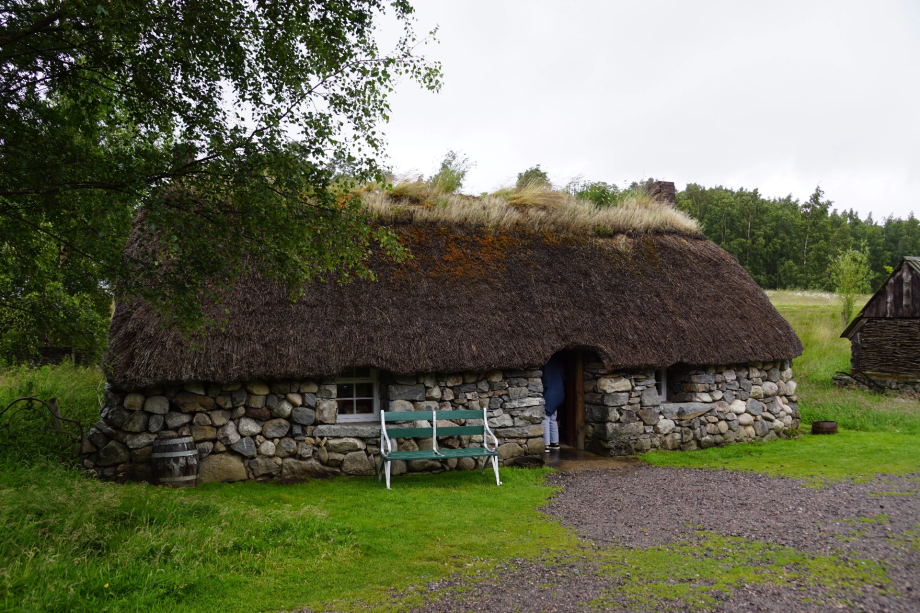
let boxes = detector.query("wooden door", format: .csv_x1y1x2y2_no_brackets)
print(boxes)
562,351,585,449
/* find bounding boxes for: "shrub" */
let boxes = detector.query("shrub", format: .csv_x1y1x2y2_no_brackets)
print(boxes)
566,178,620,207
830,246,872,325
429,150,474,194
516,165,550,189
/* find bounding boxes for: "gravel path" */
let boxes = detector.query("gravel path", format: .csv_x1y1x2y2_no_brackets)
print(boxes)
400,466,920,613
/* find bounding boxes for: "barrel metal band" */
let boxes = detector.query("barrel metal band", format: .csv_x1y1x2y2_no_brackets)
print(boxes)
151,450,198,459
158,475,198,482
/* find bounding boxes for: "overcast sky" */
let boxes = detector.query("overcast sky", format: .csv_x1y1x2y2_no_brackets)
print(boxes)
376,0,920,220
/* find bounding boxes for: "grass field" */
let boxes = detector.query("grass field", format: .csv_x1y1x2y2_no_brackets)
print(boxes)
1,291,919,612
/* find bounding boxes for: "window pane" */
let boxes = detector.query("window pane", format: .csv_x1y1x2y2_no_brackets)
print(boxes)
353,367,371,379
339,383,354,399
354,398,374,414
337,399,355,414
354,382,373,397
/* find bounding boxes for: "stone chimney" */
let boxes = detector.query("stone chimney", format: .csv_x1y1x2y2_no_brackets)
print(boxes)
647,181,677,208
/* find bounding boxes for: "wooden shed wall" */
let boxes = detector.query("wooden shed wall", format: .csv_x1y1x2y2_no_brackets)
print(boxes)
851,318,920,378
862,263,920,318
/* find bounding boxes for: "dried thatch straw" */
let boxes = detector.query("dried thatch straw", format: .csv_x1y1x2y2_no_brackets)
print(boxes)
106,216,802,387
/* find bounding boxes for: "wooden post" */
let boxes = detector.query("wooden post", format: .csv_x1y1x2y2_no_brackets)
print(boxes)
574,352,585,449
48,397,62,432
564,358,576,447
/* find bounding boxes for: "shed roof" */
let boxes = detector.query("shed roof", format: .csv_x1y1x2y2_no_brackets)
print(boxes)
842,256,920,338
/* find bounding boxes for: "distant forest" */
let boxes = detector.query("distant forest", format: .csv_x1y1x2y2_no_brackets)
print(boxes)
674,185,918,292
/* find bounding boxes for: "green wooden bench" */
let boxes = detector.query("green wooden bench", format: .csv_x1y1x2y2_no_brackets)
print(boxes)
378,407,502,489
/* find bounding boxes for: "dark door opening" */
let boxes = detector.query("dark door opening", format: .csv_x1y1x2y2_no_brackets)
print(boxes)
547,350,585,449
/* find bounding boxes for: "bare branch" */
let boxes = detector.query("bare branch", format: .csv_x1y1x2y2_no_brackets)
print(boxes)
0,10,65,48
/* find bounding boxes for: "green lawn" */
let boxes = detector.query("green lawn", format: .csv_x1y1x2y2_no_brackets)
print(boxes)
0,460,574,613
642,430,920,484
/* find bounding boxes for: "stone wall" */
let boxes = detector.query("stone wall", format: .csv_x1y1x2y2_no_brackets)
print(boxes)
84,369,546,484
584,358,801,456
84,358,802,484
832,374,920,398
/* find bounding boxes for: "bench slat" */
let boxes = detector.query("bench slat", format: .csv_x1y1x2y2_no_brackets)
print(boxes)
434,410,484,419
384,448,497,460
436,447,498,458
435,426,484,437
385,427,434,438
383,411,433,421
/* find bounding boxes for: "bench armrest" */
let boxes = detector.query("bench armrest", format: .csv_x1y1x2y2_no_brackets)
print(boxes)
482,407,499,452
380,410,393,457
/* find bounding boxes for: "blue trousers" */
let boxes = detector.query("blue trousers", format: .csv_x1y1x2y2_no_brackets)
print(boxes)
542,412,559,445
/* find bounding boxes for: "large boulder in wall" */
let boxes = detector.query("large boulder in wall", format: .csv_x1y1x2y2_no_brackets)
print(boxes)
198,453,247,483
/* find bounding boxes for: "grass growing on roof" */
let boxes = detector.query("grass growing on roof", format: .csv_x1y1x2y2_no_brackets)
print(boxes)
361,177,702,237
0,459,574,613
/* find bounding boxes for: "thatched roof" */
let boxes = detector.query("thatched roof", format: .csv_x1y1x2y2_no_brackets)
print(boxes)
106,210,802,387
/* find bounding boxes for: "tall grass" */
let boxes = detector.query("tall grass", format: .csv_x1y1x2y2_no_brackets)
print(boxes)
0,362,104,463
0,362,104,425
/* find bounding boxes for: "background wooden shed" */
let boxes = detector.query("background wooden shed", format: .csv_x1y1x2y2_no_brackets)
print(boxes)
841,256,920,379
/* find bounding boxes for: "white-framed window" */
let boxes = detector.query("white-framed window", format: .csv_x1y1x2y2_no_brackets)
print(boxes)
656,368,668,403
335,368,380,422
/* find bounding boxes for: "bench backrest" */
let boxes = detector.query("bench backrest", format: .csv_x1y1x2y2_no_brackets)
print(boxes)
380,408,487,439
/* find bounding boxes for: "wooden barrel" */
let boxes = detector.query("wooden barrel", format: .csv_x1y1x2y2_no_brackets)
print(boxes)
151,435,199,487
811,421,838,435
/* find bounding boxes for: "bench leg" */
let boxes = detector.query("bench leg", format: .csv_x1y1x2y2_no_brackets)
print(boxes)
385,460,392,490
491,455,501,486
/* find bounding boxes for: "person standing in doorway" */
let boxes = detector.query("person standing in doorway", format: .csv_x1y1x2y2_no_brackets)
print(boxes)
541,353,565,452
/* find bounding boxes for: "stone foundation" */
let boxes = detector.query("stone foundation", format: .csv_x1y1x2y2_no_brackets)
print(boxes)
585,358,801,455
832,374,920,397
84,369,546,483
85,358,802,483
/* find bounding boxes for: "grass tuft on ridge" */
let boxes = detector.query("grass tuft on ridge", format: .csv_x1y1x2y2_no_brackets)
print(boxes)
361,176,701,237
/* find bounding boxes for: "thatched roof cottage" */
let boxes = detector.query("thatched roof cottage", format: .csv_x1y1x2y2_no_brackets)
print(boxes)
86,182,803,483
